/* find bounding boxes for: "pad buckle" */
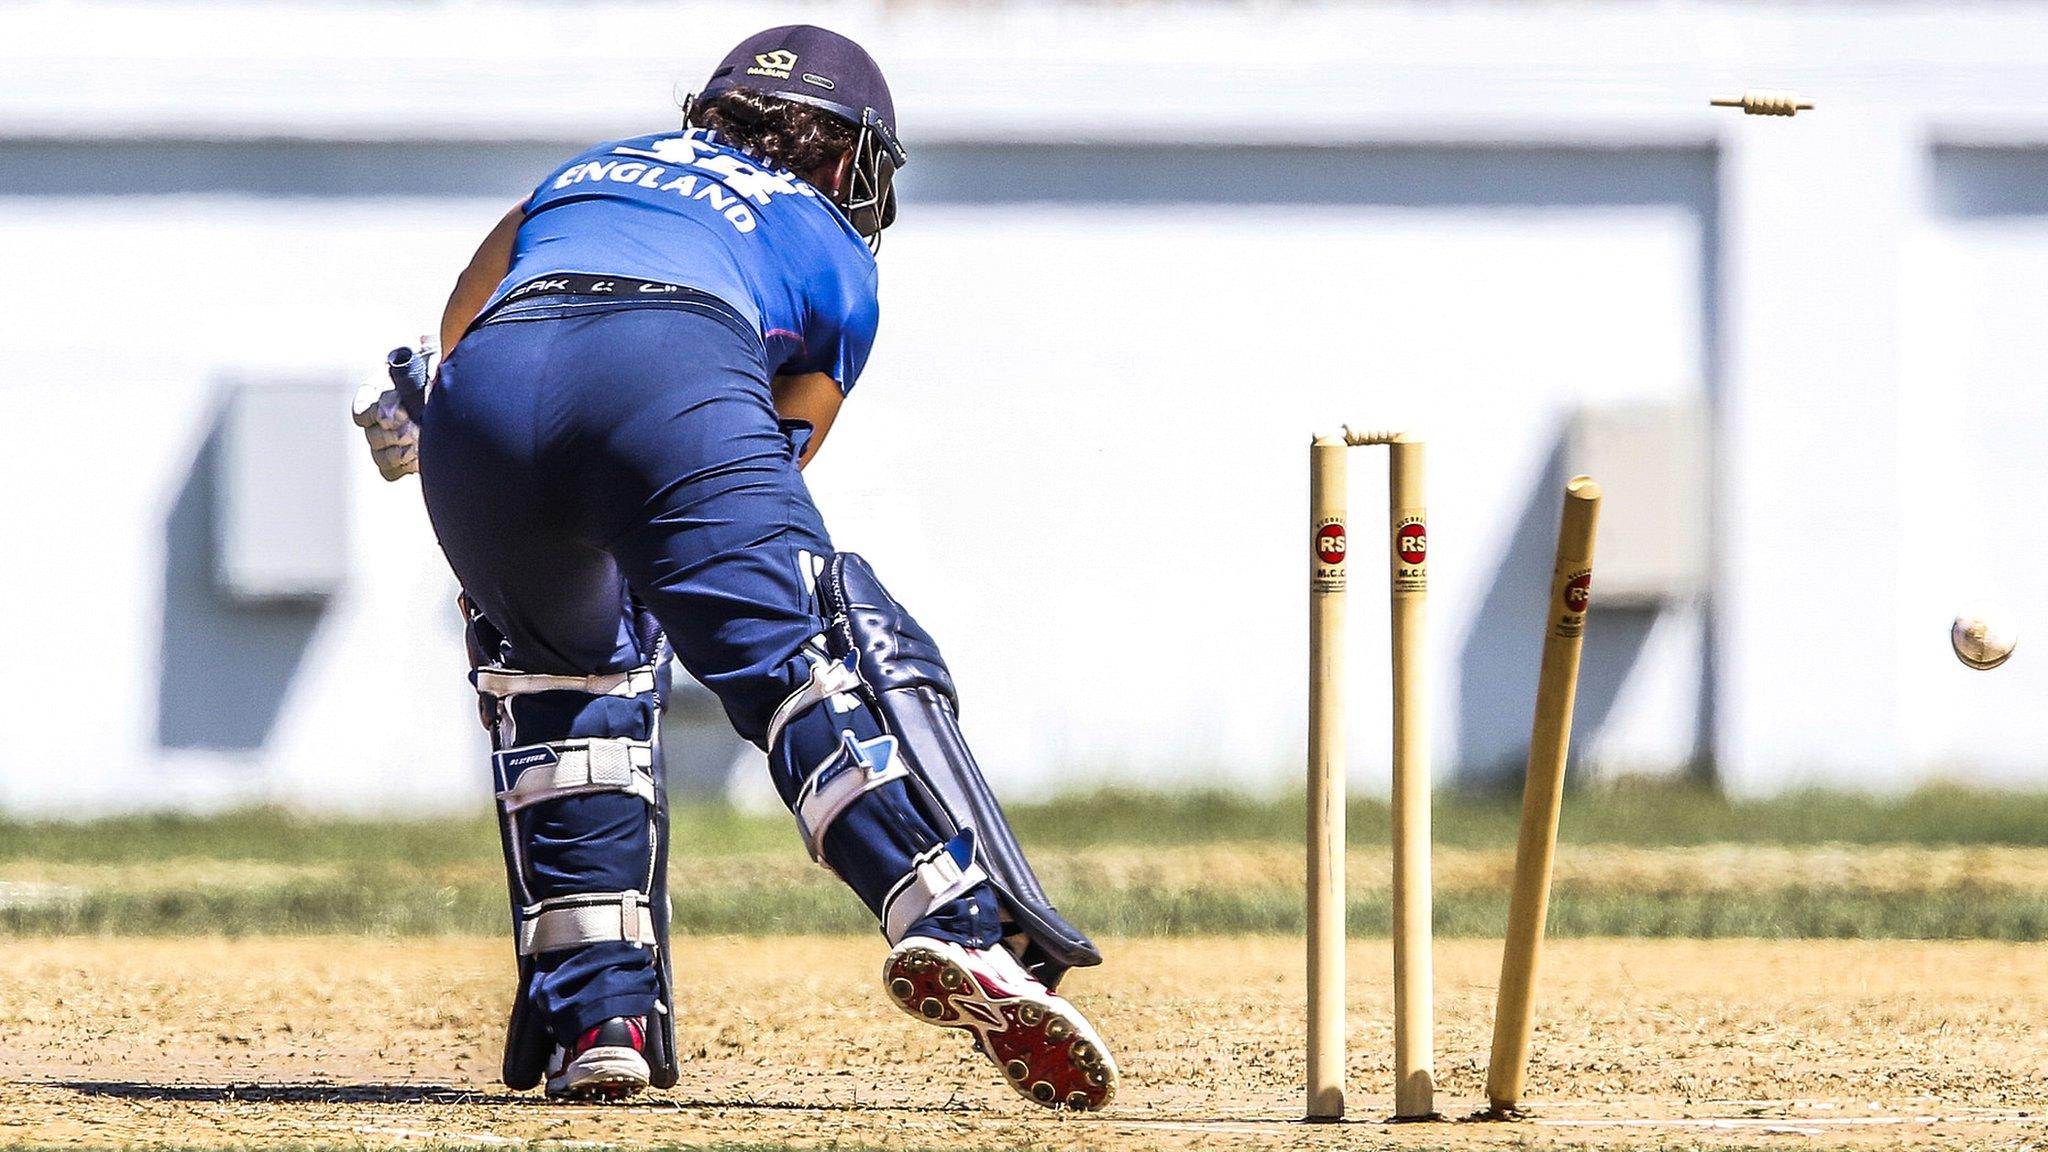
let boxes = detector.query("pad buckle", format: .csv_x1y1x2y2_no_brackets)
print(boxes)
794,731,911,862
882,831,988,944
767,650,865,751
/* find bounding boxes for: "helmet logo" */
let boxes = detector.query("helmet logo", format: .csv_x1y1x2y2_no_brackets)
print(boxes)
747,50,798,79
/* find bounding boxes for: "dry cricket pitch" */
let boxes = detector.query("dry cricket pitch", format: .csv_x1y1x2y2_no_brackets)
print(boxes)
1,936,2043,1150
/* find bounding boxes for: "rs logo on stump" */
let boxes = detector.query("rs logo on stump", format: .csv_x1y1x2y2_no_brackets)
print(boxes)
1392,514,1428,595
1397,522,1428,566
1564,572,1592,613
1555,568,1594,638
1316,523,1348,565
1312,517,1347,593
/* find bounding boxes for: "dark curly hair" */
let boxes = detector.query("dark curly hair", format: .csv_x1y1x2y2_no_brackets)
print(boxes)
688,89,860,178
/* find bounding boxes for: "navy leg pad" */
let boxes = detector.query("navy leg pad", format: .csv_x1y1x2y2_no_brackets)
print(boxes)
466,596,680,1090
816,553,1102,988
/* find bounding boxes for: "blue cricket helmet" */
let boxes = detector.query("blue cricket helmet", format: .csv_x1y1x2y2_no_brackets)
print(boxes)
695,25,905,236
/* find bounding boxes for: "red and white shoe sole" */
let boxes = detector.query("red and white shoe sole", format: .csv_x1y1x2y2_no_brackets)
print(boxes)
545,1047,651,1102
884,940,1118,1112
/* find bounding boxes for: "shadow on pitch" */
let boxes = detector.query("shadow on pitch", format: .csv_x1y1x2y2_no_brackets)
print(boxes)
58,1082,508,1105
56,1080,994,1114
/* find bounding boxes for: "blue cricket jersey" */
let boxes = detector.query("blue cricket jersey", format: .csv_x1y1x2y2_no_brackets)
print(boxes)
488,129,880,392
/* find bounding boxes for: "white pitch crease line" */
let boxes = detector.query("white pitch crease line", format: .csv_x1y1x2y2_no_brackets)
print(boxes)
1539,1114,2040,1129
356,1127,523,1145
354,1126,606,1147
1103,1113,2043,1136
1108,1122,1290,1136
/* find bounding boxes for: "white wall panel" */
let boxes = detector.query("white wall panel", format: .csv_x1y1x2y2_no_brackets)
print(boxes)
1897,198,2048,786
6,0,2048,807
0,193,1702,808
812,202,1703,794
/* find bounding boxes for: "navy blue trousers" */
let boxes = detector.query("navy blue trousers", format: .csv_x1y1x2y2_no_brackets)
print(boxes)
421,302,993,1042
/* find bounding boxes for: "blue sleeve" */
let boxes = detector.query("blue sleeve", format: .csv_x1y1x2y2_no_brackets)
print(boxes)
786,246,879,395
827,285,878,395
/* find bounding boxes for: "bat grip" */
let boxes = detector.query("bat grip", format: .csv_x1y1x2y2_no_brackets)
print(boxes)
385,345,431,423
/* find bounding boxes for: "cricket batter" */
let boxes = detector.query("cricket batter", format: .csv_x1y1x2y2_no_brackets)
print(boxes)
351,25,1118,1110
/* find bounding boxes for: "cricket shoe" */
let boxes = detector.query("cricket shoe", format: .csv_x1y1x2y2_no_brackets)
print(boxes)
884,936,1119,1112
544,1016,650,1101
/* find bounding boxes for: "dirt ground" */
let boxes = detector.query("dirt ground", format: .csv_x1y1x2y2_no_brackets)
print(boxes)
0,936,2042,1151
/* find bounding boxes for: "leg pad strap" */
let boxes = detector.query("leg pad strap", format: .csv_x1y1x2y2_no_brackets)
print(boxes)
882,831,988,944
794,731,911,862
517,891,659,956
767,650,865,752
496,738,657,812
474,667,660,700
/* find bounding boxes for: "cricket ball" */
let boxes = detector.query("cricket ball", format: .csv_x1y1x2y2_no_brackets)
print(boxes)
1951,604,2019,671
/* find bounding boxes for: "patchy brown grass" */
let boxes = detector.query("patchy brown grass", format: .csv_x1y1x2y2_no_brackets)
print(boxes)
0,936,2042,1151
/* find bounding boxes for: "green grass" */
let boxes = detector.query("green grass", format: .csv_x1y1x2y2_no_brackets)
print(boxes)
9,782,2048,866
1012,782,2048,849
9,869,2047,941
0,805,778,866
5,785,2048,939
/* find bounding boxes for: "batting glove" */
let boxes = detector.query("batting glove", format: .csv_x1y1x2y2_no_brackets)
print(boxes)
350,369,422,481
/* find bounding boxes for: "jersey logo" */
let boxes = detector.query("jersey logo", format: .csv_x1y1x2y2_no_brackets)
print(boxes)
747,49,797,79
548,133,819,236
694,151,807,205
614,137,813,204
